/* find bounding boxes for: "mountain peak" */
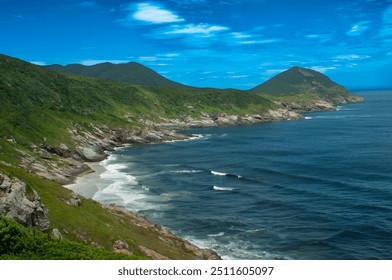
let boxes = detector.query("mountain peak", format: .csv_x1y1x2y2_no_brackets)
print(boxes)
251,66,341,95
46,61,190,89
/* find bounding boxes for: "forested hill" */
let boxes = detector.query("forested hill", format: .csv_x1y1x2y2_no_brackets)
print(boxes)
46,61,189,88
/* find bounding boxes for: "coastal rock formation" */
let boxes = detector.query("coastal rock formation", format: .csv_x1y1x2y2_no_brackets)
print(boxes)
276,99,337,112
113,239,133,255
106,204,221,260
0,173,50,231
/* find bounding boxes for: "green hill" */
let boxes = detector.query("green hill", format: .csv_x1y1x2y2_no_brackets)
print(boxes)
250,66,363,104
46,61,189,88
0,54,276,149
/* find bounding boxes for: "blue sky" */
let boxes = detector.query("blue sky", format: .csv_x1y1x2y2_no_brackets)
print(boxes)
1,0,391,89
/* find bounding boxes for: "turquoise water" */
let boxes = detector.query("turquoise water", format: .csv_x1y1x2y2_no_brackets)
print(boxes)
93,90,392,259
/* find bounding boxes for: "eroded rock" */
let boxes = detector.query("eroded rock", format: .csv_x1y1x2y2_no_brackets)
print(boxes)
0,173,50,231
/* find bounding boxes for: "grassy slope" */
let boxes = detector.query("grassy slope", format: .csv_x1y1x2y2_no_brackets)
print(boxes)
250,66,360,105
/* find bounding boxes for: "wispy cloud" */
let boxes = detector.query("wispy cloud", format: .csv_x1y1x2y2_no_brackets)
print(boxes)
238,38,283,45
30,61,46,66
346,21,370,36
132,3,184,24
304,33,333,43
266,69,287,75
231,32,252,39
226,74,249,79
310,66,336,73
334,54,371,61
138,53,180,62
165,23,229,37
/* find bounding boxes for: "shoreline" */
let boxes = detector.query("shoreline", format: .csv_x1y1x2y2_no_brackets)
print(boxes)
64,162,106,199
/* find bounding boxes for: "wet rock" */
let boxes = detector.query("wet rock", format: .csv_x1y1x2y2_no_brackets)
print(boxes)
75,145,107,162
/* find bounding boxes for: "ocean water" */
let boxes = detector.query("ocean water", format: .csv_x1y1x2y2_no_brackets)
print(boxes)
93,90,392,260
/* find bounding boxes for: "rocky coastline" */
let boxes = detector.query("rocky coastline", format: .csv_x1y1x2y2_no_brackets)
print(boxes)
21,108,303,186
1,96,363,259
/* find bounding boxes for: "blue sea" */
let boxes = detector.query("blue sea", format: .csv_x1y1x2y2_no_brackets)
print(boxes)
93,90,392,259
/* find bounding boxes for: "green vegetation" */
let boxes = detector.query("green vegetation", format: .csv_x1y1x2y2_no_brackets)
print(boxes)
0,54,275,154
0,215,134,260
250,66,357,104
46,61,189,88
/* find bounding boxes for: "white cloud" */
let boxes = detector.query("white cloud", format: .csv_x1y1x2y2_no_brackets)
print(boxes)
346,21,370,36
231,32,252,39
238,39,283,45
80,60,129,65
30,61,46,66
226,75,249,79
334,54,371,61
133,3,184,24
165,23,229,36
304,33,333,43
310,66,336,73
162,53,180,57
139,56,159,62
139,53,180,62
266,69,287,75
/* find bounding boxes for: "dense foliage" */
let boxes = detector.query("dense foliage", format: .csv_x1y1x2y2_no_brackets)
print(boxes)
0,215,133,260
46,61,188,88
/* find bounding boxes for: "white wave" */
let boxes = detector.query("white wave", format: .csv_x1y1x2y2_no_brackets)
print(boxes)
180,233,287,260
191,133,212,140
211,170,243,179
173,170,202,174
211,170,227,176
208,232,225,237
213,186,234,191
164,134,211,143
305,116,313,120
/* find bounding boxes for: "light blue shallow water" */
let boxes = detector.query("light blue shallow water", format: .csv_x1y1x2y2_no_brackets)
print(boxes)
93,90,392,259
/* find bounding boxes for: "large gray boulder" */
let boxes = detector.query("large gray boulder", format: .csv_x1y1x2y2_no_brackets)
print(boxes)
0,173,50,231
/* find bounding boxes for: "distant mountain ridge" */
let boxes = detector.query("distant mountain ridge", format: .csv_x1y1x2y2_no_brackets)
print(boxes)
46,62,189,88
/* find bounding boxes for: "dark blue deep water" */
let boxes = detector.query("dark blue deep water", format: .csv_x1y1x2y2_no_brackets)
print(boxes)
93,90,392,259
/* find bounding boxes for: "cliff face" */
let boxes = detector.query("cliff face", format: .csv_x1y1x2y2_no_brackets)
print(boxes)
0,173,50,231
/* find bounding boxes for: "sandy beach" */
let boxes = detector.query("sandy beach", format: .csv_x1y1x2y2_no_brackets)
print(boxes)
64,162,106,199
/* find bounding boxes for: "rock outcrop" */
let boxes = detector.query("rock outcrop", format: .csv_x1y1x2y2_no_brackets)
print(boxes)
0,173,50,231
106,204,221,260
